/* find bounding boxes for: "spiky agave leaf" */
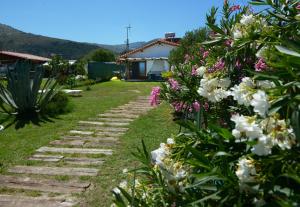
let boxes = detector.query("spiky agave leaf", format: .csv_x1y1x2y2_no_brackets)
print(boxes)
0,60,59,115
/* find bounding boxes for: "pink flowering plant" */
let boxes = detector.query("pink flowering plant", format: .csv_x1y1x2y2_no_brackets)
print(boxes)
113,0,300,206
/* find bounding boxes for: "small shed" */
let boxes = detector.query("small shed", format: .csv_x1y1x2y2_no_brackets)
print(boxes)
0,51,50,76
118,36,180,80
0,51,50,64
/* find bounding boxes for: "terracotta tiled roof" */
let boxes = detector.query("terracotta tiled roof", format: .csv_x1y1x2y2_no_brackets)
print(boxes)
0,51,50,62
119,39,180,59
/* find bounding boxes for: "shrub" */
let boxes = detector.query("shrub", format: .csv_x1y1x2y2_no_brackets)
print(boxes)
112,0,300,206
42,91,73,116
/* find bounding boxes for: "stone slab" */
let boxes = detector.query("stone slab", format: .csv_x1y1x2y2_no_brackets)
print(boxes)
50,140,85,147
0,175,90,194
78,121,129,127
0,195,76,207
69,130,94,135
36,147,113,155
76,126,128,133
64,157,104,166
91,117,134,122
107,109,148,114
96,131,125,137
97,113,139,119
62,136,119,143
8,166,99,177
29,154,64,162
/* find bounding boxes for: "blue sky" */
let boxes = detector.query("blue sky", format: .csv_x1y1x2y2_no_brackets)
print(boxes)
0,0,246,45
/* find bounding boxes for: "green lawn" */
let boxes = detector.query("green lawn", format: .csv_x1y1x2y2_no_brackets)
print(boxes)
0,81,156,172
0,80,179,206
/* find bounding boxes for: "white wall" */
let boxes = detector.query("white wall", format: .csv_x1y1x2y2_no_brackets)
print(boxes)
146,60,169,74
128,43,176,58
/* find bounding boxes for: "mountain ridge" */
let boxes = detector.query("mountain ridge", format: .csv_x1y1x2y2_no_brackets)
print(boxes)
0,23,148,59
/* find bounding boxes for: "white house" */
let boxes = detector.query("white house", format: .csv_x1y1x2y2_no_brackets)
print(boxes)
118,34,180,80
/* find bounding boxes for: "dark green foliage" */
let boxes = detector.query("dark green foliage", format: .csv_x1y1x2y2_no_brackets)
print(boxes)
83,48,115,62
169,28,209,65
42,91,73,116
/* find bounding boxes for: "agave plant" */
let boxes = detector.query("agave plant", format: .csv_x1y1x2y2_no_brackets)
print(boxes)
0,60,59,116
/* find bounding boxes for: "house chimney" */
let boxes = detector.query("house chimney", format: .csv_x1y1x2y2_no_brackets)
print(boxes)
165,32,176,39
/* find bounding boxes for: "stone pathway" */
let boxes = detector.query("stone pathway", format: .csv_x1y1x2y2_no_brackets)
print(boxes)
0,96,154,206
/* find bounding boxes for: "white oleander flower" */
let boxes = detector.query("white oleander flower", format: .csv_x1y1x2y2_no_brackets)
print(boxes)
251,135,273,156
256,80,276,89
250,90,270,117
230,77,255,106
167,138,175,145
236,157,257,183
119,180,128,189
233,29,243,39
122,168,128,174
231,114,263,141
196,66,206,77
151,143,168,166
198,75,231,103
175,169,187,180
240,14,255,25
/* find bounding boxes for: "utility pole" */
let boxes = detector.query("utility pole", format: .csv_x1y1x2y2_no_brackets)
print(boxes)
125,25,131,52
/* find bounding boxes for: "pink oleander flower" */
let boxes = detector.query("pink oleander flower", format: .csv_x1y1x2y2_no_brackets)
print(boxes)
149,86,160,106
193,101,201,112
203,51,209,59
172,101,186,112
296,3,300,10
184,54,190,63
204,102,209,111
255,58,267,71
235,60,242,70
169,78,180,90
225,39,232,47
229,5,241,12
214,59,225,71
191,66,198,76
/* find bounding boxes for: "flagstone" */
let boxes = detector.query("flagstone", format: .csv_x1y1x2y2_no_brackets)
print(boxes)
29,154,64,162
78,121,129,127
8,166,99,177
64,157,104,166
36,147,113,155
0,175,90,194
0,194,76,207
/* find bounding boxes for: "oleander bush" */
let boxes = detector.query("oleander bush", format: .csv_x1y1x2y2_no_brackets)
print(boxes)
112,0,300,206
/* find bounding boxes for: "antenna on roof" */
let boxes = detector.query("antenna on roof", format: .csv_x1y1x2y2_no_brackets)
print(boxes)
125,24,131,52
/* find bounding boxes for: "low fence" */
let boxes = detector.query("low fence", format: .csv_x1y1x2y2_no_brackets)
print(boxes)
87,62,125,81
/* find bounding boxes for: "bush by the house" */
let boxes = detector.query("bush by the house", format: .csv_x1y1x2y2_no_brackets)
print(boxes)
112,0,300,206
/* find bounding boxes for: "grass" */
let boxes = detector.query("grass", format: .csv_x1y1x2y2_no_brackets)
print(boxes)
0,80,179,206
0,81,158,172
81,103,179,207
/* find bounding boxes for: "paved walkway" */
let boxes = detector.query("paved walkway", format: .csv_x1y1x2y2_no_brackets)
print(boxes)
0,96,153,207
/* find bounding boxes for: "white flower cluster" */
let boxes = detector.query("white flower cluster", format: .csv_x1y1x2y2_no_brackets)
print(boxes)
151,138,187,192
232,14,267,40
235,157,257,183
198,74,231,103
230,77,275,117
231,114,296,156
151,138,174,167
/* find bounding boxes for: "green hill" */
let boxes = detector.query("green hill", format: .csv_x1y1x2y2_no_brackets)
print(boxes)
0,23,149,60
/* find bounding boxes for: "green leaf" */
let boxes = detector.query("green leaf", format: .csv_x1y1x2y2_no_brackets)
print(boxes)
275,45,300,57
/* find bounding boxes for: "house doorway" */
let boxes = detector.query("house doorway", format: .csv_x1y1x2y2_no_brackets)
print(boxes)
131,62,146,79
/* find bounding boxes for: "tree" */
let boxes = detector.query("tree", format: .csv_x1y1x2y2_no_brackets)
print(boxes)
83,48,115,62
169,28,209,65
